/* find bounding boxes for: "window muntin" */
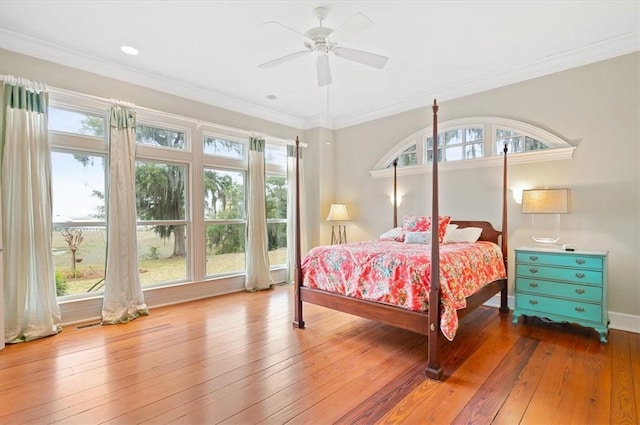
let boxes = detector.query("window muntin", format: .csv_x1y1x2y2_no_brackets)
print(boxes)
373,117,573,175
496,128,548,154
203,136,245,159
136,124,185,150
134,160,189,284
386,145,417,168
425,127,484,163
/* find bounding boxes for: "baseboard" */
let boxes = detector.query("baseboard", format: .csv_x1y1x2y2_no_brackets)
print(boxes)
485,294,639,334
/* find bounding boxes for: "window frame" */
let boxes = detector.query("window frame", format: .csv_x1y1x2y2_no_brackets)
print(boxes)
371,116,575,178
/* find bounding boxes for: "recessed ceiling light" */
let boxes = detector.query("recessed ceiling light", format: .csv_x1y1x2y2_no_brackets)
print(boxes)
120,45,139,56
266,94,277,100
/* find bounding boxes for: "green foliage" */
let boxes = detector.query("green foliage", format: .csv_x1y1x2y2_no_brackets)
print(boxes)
207,220,245,255
146,245,161,260
55,271,69,296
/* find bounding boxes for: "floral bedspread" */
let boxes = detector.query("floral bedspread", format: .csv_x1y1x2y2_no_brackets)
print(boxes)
302,240,506,341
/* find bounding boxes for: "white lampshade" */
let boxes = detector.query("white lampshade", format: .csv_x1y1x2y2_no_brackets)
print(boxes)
522,188,571,214
326,203,351,221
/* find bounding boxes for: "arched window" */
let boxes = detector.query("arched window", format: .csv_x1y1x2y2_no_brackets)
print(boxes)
373,117,575,177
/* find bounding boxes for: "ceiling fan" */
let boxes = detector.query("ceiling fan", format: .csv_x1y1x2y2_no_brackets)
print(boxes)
259,7,389,86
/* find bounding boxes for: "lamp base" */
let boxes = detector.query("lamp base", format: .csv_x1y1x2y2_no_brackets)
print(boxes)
331,224,347,244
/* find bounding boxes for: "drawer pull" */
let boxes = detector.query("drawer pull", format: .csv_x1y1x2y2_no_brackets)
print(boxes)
575,288,585,295
575,273,586,279
528,282,539,288
576,259,586,265
529,267,538,273
529,255,539,261
529,299,538,305
575,307,585,313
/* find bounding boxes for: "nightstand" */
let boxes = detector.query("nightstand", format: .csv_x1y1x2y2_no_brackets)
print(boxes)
512,247,609,343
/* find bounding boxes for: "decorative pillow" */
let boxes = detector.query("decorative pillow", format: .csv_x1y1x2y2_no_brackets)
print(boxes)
444,227,483,243
404,231,431,244
401,215,429,233
443,224,459,243
431,215,452,243
402,215,452,243
379,227,402,241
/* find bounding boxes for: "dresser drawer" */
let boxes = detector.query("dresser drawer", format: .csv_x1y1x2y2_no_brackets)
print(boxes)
516,251,603,270
515,278,602,302
516,264,603,285
515,293,602,323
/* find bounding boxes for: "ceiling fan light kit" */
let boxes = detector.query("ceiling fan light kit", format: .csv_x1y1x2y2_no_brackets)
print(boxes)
259,6,389,86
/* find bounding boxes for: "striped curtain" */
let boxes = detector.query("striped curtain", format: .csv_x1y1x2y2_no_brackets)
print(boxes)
1,75,62,344
101,101,148,324
245,137,273,291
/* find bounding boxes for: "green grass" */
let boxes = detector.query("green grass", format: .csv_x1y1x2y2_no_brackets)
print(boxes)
53,228,287,296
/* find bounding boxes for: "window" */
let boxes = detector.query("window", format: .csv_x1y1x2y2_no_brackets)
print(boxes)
426,128,484,163
137,124,185,150
266,174,287,267
135,159,189,286
49,107,105,137
371,117,575,177
50,108,108,298
496,129,548,154
204,168,246,276
204,135,245,159
386,145,417,168
48,91,292,307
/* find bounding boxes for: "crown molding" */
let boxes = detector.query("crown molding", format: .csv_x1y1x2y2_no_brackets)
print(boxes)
333,32,640,129
2,28,637,131
0,29,306,130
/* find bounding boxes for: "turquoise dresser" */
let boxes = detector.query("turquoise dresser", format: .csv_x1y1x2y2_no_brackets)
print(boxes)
512,247,609,343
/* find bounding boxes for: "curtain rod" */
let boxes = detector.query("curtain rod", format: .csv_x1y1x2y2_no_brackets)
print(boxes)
48,86,307,148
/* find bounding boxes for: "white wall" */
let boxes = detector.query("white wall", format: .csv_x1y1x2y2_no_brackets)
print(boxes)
1,48,638,324
333,52,640,319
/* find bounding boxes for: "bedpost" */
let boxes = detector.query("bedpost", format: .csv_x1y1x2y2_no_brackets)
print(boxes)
393,159,398,228
500,144,510,313
427,99,443,380
293,136,305,329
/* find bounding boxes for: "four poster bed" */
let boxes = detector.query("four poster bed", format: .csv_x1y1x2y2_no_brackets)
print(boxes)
292,100,509,380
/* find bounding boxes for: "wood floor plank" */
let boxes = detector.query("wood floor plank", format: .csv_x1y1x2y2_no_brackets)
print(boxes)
611,330,639,425
630,331,640,422
0,285,636,425
449,335,539,424
375,312,520,424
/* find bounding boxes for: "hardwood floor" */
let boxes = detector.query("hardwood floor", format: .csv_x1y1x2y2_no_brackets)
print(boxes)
1,284,638,425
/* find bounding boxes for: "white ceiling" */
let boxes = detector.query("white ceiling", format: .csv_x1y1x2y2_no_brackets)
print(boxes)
1,1,638,129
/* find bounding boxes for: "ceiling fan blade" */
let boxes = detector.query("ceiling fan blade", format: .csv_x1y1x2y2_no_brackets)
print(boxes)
317,54,332,87
258,50,310,69
328,12,374,44
262,21,313,42
333,46,388,69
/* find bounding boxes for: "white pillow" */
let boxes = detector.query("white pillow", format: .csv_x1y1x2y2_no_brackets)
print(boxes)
404,231,431,244
443,224,459,243
379,227,402,241
444,227,483,243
